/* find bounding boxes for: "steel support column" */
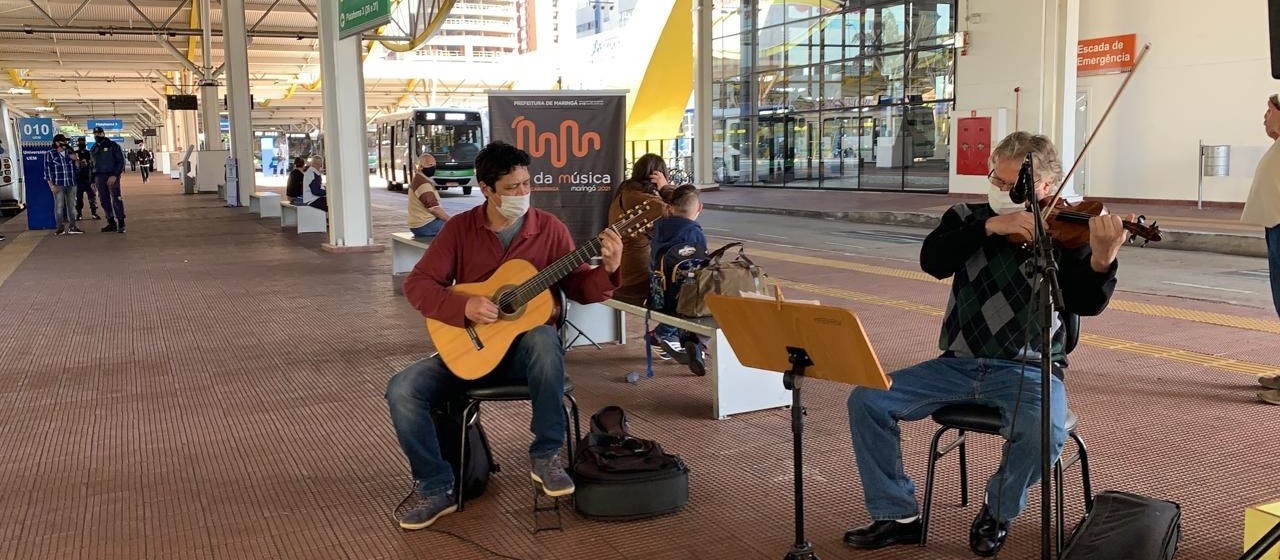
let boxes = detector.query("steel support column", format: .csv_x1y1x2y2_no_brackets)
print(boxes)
222,0,256,205
317,0,376,250
694,0,714,187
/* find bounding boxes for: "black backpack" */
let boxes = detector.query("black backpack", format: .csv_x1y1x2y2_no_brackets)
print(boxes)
572,406,689,520
430,399,497,501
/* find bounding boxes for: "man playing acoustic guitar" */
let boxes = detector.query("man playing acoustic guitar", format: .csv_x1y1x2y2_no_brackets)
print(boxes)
386,141,623,530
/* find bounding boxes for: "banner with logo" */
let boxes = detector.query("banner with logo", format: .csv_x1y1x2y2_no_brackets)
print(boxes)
488,90,626,246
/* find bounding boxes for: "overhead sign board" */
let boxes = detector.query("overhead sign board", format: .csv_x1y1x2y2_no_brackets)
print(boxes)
87,118,124,131
1077,34,1137,76
338,0,391,39
142,128,158,137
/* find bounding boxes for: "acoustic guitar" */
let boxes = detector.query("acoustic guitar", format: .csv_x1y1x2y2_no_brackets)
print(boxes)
426,201,656,379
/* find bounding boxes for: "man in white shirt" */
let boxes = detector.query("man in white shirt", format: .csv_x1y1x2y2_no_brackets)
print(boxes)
1243,97,1280,403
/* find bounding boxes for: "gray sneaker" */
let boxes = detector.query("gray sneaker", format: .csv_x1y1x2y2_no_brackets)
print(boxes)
530,454,575,497
1260,376,1280,390
395,487,457,530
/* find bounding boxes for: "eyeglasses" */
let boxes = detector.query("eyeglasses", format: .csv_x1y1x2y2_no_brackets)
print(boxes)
987,170,1016,190
988,170,1041,190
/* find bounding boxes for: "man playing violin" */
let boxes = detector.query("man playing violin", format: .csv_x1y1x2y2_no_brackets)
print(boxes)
385,141,623,530
843,132,1129,556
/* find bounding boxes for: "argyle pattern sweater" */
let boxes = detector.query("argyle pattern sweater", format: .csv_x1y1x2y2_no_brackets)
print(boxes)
921,203,1118,362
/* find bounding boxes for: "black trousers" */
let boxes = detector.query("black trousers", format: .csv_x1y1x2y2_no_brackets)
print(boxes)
75,176,97,216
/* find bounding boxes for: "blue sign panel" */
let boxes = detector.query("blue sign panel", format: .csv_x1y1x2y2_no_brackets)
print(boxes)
87,118,124,131
18,117,57,230
19,118,55,143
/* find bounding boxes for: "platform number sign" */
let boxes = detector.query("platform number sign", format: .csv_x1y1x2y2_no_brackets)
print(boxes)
18,118,54,143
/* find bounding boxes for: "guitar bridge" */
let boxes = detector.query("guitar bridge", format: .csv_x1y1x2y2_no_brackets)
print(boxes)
466,326,484,350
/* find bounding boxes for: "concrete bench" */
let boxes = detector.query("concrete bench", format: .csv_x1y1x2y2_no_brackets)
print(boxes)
280,200,327,233
595,298,790,420
391,232,430,275
249,192,281,217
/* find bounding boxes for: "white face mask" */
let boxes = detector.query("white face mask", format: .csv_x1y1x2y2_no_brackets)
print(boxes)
496,193,530,220
987,184,1026,215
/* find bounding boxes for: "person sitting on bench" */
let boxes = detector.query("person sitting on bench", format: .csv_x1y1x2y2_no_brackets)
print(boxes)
842,132,1129,557
301,156,327,212
649,184,708,373
407,154,450,238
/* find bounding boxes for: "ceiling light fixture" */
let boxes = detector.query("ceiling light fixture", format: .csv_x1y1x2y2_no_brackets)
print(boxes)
6,87,31,94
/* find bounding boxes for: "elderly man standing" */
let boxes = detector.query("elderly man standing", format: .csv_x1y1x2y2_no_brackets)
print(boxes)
44,134,83,236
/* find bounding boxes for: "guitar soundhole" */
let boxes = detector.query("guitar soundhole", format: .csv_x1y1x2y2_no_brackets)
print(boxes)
494,286,524,320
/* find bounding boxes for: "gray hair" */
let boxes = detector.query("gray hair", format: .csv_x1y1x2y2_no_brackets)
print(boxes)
989,132,1062,183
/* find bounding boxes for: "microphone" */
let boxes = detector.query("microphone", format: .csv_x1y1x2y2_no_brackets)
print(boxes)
1008,152,1034,204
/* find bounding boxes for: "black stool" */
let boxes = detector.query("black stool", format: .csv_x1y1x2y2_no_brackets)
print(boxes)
920,403,1092,549
455,375,582,512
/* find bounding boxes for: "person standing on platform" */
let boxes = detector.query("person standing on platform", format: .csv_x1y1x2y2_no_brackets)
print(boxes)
1244,97,1280,404
136,143,153,184
127,149,138,173
45,134,83,236
842,132,1128,557
407,154,451,238
72,137,100,221
90,127,126,233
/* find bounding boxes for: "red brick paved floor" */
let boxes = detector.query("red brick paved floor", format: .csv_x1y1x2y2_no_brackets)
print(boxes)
0,173,1276,559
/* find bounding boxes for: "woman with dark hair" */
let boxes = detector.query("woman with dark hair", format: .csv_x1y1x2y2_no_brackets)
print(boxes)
630,153,673,200
607,169,670,307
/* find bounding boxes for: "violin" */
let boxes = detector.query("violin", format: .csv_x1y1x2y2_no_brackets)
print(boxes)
1006,198,1162,248
1006,43,1160,251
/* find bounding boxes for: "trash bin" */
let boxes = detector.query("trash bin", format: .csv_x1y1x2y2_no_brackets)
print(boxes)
1201,144,1230,176
1197,143,1230,209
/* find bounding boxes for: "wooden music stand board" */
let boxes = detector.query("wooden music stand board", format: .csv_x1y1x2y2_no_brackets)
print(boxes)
706,288,890,560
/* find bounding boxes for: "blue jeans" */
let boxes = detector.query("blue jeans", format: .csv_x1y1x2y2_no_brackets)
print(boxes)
1267,226,1280,319
848,356,1068,523
53,185,76,225
385,325,567,496
411,219,444,238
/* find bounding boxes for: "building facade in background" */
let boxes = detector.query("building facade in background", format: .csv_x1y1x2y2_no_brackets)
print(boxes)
712,0,957,191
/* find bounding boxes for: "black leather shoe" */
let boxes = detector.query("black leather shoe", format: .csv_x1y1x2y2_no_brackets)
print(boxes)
843,519,922,549
969,505,1010,557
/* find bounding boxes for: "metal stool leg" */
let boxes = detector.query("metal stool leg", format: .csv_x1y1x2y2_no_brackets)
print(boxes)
1071,431,1093,511
958,432,969,507
1055,458,1066,555
920,426,951,547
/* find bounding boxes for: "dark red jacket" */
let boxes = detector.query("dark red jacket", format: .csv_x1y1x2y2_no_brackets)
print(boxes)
404,203,620,328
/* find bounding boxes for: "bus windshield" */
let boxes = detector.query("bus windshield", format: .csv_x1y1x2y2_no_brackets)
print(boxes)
414,121,483,165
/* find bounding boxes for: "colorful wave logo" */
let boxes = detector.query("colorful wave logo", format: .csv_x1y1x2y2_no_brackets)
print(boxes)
511,116,602,169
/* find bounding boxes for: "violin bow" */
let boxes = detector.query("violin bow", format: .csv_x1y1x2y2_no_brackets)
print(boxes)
1040,43,1152,220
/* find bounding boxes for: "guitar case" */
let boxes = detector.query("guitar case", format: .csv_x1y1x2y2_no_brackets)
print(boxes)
1060,491,1181,560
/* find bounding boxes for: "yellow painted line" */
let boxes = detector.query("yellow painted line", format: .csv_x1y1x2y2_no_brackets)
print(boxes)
716,238,1280,335
0,231,48,288
773,278,1280,377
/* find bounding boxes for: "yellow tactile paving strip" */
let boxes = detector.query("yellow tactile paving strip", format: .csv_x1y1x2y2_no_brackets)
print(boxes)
0,231,47,288
724,241,1280,335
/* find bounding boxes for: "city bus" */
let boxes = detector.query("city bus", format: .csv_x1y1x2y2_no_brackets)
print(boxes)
370,107,486,194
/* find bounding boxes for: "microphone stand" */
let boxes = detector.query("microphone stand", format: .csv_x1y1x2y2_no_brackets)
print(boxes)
1020,165,1065,560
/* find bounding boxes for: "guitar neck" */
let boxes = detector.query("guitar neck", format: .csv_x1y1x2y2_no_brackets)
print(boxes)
504,238,603,308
